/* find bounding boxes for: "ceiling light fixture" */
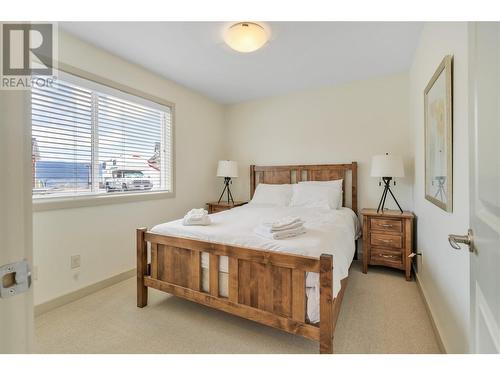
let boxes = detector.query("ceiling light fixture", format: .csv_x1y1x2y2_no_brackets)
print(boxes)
224,22,269,53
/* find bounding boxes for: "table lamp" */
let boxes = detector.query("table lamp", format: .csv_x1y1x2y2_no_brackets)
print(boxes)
217,160,238,204
371,153,405,213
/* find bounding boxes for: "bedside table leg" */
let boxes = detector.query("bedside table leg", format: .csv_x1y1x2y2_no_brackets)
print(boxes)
361,215,368,274
405,267,411,281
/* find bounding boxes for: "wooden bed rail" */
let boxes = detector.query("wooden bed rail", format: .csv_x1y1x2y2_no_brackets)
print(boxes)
136,227,338,353
144,232,321,272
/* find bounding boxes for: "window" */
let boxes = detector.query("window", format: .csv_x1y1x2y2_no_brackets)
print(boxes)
31,71,173,201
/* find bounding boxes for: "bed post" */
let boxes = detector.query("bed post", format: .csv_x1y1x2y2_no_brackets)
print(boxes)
137,227,148,308
351,161,357,214
250,165,256,199
351,161,359,260
319,254,334,354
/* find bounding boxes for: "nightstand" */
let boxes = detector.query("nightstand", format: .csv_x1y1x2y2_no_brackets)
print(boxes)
206,201,247,214
361,208,415,281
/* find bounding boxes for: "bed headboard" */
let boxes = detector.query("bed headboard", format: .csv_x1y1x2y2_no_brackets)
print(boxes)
250,162,358,213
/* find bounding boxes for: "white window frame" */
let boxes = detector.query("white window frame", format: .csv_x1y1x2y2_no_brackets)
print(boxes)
32,66,175,212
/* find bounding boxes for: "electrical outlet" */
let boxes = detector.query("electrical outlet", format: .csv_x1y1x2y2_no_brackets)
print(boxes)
71,255,81,269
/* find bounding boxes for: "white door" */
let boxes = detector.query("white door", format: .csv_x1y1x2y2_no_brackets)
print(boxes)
0,86,34,351
467,22,500,353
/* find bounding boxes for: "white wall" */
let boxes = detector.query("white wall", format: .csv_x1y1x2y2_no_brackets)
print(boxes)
409,22,470,353
224,73,413,212
33,32,226,305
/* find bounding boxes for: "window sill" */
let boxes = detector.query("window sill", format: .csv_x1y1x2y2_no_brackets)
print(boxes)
33,190,175,212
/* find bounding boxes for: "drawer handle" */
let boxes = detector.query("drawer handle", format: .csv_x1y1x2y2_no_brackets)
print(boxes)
380,254,396,259
381,224,393,228
382,239,392,243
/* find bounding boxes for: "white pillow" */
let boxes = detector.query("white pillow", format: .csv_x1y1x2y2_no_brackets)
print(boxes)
250,183,293,207
289,184,341,209
299,179,343,208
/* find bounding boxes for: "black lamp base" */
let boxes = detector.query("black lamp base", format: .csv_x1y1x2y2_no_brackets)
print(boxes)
218,177,235,204
377,177,403,213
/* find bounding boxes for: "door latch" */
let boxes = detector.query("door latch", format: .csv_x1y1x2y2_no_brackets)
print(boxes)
448,229,474,252
0,260,31,298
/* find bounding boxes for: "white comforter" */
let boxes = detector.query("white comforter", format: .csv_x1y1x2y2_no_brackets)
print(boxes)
150,203,360,323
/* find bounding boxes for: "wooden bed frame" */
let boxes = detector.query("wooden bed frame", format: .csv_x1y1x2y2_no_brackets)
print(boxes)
137,162,357,354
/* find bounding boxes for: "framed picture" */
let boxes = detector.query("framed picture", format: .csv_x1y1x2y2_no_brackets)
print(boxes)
424,55,453,212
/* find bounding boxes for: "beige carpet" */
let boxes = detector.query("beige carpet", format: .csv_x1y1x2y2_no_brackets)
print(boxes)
35,262,441,354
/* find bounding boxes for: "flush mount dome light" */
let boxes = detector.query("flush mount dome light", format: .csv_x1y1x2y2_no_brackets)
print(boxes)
224,22,269,53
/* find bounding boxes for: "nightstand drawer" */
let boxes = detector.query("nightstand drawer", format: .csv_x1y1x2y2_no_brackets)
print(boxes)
207,201,248,214
210,206,227,213
370,233,402,248
370,218,402,233
370,247,403,266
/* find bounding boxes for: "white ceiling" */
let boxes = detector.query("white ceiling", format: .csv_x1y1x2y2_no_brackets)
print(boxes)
60,22,423,104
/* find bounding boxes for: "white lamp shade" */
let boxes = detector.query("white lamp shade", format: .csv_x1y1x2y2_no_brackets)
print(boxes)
371,154,405,178
217,160,238,178
223,22,269,53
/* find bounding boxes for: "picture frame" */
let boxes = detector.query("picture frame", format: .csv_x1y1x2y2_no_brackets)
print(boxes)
424,55,453,212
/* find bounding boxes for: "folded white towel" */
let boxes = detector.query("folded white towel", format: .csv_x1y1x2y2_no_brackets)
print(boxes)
254,224,306,240
258,220,304,233
182,208,211,226
186,208,209,217
261,216,303,230
183,215,211,226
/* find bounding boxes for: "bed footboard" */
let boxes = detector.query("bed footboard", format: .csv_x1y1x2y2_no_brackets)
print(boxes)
136,228,342,354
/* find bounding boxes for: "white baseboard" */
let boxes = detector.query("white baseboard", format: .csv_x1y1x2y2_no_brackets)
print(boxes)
414,269,447,354
35,269,136,317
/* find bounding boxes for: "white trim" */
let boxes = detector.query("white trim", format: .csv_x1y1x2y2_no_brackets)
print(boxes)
90,91,100,192
34,269,135,316
56,70,172,114
414,269,447,353
31,67,175,210
161,112,168,191
33,190,174,211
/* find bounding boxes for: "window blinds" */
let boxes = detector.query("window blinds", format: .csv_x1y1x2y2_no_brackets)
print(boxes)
32,80,93,196
32,73,172,199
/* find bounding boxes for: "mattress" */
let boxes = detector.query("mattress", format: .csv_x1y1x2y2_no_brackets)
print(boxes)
150,203,360,323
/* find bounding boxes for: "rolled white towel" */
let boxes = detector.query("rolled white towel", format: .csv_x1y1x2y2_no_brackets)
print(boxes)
254,224,306,240
182,208,211,226
261,216,303,230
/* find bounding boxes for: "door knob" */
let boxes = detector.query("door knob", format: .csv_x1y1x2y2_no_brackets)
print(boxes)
448,229,474,252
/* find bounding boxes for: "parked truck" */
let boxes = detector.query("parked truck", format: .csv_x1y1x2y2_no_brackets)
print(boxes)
105,169,153,192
